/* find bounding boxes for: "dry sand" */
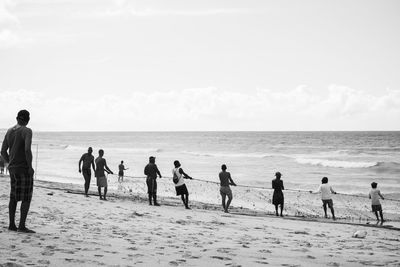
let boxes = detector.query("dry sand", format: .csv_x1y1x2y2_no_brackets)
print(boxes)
0,176,399,267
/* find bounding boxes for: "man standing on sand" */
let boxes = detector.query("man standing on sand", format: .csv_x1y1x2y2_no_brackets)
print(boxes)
1,110,35,233
312,177,337,220
118,160,128,182
219,164,237,213
95,149,113,200
79,147,95,197
144,156,162,206
172,160,193,209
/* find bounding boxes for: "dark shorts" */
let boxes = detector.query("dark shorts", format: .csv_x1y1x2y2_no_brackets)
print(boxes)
175,184,189,196
146,177,157,194
372,204,382,212
272,191,284,205
96,176,107,187
322,199,333,208
119,171,124,177
220,186,232,199
9,169,33,202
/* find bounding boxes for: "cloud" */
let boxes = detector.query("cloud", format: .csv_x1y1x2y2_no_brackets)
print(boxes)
0,0,18,26
0,86,399,131
0,0,21,48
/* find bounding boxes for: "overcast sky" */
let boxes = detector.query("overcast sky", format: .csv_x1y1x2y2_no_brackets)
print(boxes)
1,0,399,131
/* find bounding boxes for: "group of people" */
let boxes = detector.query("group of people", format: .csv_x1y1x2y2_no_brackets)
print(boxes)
79,150,387,221
1,109,387,235
271,173,385,221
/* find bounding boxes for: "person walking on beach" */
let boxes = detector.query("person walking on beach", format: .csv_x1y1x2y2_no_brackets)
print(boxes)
219,164,236,213
369,182,385,222
1,110,35,233
172,160,193,209
272,171,284,217
312,177,336,220
79,147,95,197
95,149,113,200
144,156,162,206
118,160,128,182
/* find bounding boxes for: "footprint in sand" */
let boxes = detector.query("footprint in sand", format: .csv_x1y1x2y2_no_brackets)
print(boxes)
210,255,232,261
254,260,269,265
41,251,55,256
1,263,25,267
37,259,50,265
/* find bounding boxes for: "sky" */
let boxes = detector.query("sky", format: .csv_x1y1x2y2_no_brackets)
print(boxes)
0,0,399,131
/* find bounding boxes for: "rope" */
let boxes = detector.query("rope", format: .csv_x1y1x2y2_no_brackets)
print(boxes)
107,173,400,202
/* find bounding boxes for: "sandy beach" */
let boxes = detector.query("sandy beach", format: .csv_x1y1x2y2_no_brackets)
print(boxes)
0,176,399,267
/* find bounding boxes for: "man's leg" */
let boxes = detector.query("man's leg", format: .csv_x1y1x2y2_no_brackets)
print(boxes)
374,211,379,220
323,203,328,218
280,203,284,217
180,195,185,206
98,186,102,199
221,194,226,211
330,207,335,220
379,210,384,221
152,180,159,206
18,200,34,232
226,195,232,212
84,172,90,196
8,199,17,230
185,194,190,209
104,187,108,200
153,194,160,206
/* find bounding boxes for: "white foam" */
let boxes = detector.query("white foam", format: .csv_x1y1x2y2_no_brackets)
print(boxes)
295,157,377,168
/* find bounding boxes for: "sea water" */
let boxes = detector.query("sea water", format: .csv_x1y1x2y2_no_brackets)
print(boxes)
1,131,397,196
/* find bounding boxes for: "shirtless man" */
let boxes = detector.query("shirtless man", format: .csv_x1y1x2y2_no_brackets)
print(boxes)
118,160,128,182
79,147,95,197
1,110,35,233
95,149,113,200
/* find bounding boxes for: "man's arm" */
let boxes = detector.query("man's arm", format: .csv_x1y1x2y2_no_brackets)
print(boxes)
1,133,9,163
229,174,236,186
378,190,384,200
179,168,192,179
91,158,95,172
330,186,337,194
24,128,34,177
310,185,321,194
104,160,113,174
78,155,84,173
156,165,162,178
144,165,149,176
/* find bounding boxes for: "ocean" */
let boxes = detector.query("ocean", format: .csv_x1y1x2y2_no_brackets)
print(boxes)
1,131,397,195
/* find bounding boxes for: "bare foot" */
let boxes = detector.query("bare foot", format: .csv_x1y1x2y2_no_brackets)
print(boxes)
18,227,36,233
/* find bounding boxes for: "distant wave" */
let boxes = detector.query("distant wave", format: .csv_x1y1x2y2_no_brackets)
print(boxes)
295,158,378,168
62,145,163,153
183,151,276,159
294,157,400,171
370,162,400,173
